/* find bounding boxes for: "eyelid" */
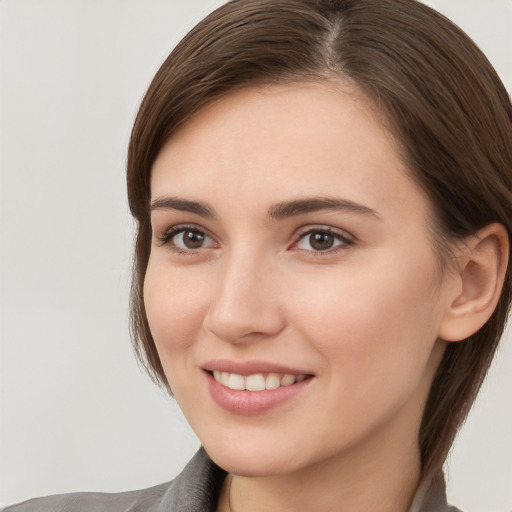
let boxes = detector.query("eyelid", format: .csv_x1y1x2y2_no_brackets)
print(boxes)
154,222,354,255
290,225,355,253
155,223,218,250
296,224,355,239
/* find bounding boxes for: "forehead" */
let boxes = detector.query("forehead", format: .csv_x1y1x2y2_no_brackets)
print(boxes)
154,82,392,171
150,82,430,226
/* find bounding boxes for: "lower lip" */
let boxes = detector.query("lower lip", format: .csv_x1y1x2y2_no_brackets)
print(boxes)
205,372,312,416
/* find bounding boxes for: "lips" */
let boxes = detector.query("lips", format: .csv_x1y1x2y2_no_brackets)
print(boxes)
203,358,311,376
202,359,314,415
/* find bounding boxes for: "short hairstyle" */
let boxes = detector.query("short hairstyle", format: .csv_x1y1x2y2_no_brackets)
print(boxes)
127,0,512,478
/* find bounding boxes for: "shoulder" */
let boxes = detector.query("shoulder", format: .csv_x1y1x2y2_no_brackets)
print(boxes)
2,448,226,512
410,471,464,512
1,480,171,512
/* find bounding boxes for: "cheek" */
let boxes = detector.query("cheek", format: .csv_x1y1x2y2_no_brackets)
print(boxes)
289,250,444,390
143,261,209,357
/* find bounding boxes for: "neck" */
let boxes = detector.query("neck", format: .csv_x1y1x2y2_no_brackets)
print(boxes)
218,416,422,512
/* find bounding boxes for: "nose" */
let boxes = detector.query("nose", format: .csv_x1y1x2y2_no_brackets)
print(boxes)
203,250,286,344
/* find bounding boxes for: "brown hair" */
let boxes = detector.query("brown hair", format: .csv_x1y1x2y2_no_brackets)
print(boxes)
127,0,512,478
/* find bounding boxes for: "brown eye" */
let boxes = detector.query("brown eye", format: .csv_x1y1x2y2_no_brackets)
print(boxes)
172,229,212,250
295,229,351,253
308,232,335,251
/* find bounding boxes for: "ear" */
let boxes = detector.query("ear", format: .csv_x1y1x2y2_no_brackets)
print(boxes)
438,223,509,342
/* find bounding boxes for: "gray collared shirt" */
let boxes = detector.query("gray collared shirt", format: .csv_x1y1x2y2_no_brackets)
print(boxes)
2,448,463,512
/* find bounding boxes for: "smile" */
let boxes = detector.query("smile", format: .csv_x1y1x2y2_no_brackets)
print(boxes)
212,371,306,391
203,362,314,415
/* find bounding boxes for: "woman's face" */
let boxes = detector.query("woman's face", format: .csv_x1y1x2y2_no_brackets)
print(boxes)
144,83,452,477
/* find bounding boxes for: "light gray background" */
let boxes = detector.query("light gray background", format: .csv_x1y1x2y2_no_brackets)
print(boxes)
1,1,511,510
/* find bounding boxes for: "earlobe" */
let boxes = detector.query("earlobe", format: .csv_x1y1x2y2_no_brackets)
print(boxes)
438,223,509,342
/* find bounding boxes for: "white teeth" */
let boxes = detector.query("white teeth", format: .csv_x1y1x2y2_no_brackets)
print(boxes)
245,374,266,391
265,373,281,390
280,374,295,386
212,371,306,391
228,373,245,390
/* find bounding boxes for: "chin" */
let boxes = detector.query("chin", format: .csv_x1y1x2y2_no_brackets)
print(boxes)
202,436,305,477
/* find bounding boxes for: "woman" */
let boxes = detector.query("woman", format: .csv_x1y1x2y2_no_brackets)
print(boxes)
5,0,511,511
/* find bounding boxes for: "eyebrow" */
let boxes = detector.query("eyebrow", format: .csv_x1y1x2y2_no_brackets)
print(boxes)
268,197,382,221
150,197,216,218
150,195,381,221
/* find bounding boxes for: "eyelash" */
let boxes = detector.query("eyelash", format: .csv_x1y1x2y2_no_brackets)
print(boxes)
155,225,355,255
156,225,217,255
292,227,355,255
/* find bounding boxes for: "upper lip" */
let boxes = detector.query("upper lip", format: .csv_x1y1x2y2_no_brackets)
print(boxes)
202,359,312,376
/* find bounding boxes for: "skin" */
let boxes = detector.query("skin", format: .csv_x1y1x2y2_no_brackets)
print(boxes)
144,83,458,512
